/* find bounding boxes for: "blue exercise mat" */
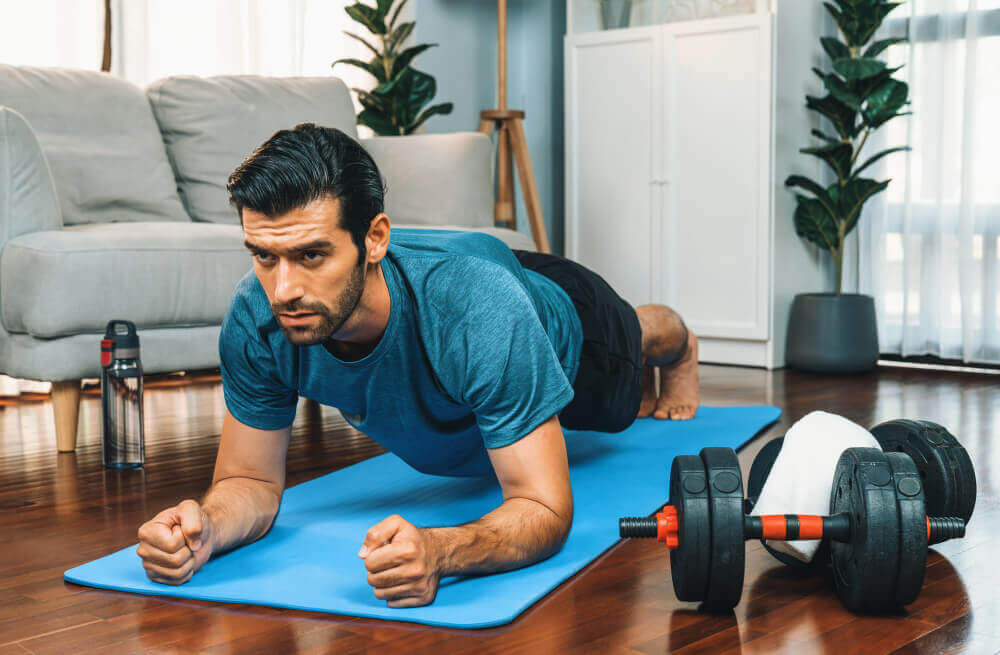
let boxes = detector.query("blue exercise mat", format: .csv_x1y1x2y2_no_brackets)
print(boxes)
65,405,780,628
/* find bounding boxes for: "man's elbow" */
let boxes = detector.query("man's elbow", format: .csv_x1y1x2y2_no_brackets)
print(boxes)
545,499,574,554
263,486,282,526
559,502,574,545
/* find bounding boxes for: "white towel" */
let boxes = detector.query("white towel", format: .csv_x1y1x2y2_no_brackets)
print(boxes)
751,411,881,562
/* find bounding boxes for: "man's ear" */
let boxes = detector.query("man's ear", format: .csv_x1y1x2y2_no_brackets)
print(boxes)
365,213,391,264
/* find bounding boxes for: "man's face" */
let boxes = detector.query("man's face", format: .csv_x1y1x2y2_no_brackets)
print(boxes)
242,195,366,346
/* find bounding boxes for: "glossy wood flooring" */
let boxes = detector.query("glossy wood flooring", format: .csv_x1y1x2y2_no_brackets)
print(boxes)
2,365,999,654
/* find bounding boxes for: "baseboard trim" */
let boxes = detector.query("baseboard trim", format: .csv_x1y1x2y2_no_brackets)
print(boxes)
698,337,774,369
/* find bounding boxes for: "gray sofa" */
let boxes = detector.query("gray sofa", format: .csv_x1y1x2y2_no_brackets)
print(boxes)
0,64,536,453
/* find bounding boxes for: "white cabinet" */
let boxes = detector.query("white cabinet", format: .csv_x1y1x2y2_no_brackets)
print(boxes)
663,17,772,341
566,11,781,367
565,27,661,308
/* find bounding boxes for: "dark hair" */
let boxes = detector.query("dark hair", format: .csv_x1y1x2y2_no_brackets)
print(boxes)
227,122,385,260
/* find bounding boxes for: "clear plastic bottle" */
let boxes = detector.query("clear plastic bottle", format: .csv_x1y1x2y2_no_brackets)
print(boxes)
101,320,145,469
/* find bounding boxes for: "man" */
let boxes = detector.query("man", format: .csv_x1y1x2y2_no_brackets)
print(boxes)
136,123,699,607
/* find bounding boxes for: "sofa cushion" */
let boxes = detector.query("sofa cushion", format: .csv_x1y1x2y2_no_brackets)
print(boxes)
0,223,533,339
1,222,249,338
146,75,358,226
0,65,190,226
361,133,494,229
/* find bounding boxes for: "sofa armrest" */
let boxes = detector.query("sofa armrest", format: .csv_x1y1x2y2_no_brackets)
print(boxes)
361,132,494,229
0,106,62,247
0,106,63,355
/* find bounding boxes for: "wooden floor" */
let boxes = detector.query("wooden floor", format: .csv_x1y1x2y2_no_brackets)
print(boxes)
2,365,999,654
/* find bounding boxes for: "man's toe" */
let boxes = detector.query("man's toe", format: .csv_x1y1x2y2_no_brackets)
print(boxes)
669,406,696,420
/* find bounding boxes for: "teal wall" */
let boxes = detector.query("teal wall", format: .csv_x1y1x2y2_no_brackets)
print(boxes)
414,1,567,254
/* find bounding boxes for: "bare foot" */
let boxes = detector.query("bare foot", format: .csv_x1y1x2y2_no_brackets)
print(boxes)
637,365,656,418
653,330,699,420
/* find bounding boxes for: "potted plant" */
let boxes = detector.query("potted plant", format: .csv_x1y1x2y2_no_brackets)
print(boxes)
333,0,453,136
784,0,910,373
598,0,633,29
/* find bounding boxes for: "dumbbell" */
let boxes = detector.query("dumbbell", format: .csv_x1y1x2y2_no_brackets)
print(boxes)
745,419,976,568
618,446,967,612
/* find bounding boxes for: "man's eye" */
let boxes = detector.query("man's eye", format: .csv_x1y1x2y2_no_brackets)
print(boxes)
253,252,273,263
302,251,323,262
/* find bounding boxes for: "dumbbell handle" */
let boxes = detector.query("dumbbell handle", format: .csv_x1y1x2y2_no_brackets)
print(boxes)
744,514,850,541
744,514,965,544
619,507,966,548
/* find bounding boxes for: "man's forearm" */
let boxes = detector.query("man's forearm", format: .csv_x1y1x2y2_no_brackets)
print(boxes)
200,478,281,555
425,497,572,577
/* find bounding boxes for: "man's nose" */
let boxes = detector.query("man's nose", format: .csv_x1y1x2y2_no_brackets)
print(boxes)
273,260,304,306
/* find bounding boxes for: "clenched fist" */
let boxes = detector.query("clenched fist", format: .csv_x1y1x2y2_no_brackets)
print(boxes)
360,515,442,608
137,499,214,585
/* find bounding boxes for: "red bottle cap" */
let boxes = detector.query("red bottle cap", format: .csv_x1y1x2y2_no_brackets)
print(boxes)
101,338,113,367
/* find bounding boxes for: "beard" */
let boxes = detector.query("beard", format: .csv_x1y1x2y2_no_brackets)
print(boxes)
272,256,367,347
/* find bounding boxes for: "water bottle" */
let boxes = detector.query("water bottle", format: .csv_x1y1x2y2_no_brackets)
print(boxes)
101,320,145,469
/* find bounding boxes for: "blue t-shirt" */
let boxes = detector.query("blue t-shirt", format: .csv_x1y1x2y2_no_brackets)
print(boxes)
219,228,584,477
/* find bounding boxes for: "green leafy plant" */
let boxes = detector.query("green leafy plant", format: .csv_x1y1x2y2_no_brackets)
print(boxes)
333,0,453,136
785,0,910,295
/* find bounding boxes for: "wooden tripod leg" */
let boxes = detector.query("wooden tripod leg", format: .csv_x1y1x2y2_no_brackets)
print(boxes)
479,116,515,229
51,380,81,453
496,123,515,229
507,117,551,254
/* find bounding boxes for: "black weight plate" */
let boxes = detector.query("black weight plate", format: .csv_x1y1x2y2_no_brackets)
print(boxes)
701,447,746,610
829,447,901,612
746,436,784,511
669,454,711,602
871,419,976,522
884,451,928,607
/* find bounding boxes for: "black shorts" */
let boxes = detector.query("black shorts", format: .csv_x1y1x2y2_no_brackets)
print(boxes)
513,250,644,433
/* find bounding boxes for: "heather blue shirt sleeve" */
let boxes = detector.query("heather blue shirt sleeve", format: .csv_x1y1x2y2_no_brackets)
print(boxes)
218,296,298,430
430,260,575,449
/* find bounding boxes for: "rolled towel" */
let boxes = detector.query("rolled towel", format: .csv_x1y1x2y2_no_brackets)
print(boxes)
751,410,881,562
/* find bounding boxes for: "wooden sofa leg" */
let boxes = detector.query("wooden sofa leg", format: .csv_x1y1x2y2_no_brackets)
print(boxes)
51,380,82,453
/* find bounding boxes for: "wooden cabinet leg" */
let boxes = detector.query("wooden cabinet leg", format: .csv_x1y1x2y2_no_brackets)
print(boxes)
51,380,82,453
508,117,551,254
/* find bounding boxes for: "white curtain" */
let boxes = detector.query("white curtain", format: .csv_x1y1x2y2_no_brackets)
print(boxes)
860,1,1000,363
0,1,376,94
0,0,104,69
0,0,389,396
109,0,374,114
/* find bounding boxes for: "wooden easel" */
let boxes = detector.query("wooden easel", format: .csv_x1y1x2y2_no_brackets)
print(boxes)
477,0,551,254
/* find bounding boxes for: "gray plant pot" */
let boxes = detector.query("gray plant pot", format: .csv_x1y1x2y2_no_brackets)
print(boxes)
785,293,879,374
599,0,632,29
